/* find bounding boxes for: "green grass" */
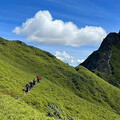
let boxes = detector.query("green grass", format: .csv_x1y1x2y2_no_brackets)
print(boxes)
21,78,120,120
75,66,120,112
1,37,120,119
0,92,54,120
110,43,120,87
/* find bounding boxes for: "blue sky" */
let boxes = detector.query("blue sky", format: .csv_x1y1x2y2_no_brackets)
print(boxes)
0,0,120,66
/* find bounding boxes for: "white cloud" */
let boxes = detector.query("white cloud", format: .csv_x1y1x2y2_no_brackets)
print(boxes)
55,51,84,66
77,59,85,63
13,10,107,47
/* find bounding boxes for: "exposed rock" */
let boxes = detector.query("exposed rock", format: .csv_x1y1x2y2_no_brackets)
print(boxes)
99,33,120,51
81,32,120,74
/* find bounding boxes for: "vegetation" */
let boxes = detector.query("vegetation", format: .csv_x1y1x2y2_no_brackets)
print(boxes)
0,92,50,120
110,42,120,87
1,37,120,119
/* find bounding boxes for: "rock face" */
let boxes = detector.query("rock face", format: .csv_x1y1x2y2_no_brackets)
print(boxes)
99,33,120,51
81,32,120,74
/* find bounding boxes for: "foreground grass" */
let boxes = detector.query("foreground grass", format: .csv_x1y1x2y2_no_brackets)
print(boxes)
21,78,120,120
0,92,54,120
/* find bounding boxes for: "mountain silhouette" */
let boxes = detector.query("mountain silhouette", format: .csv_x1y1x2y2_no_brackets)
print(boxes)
80,32,120,87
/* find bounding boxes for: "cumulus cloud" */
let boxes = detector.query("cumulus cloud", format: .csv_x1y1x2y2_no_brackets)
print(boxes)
55,51,84,66
77,59,85,63
13,10,107,47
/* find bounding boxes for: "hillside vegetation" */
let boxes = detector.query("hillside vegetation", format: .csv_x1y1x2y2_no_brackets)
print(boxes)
0,92,50,120
0,37,120,119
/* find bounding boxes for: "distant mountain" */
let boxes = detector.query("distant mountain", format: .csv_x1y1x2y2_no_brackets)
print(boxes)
1,37,120,119
80,32,120,87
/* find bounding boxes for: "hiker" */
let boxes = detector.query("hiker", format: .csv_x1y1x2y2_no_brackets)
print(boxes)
30,81,33,89
26,83,30,92
33,79,36,85
37,75,41,83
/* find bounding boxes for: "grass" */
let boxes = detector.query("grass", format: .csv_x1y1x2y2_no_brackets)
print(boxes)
1,37,120,119
110,43,120,87
0,92,54,120
21,78,120,120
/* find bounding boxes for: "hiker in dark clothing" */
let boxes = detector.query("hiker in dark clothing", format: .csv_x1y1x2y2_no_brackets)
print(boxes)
30,81,33,89
37,76,41,83
33,79,36,86
26,83,30,92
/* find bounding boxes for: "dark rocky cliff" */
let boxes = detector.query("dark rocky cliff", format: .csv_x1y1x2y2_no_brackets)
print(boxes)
80,32,120,74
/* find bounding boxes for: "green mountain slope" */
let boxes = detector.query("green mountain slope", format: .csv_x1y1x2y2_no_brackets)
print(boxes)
0,92,51,120
1,37,120,119
80,32,120,88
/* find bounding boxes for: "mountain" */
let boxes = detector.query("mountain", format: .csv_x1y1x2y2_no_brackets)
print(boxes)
1,37,120,119
80,32,120,87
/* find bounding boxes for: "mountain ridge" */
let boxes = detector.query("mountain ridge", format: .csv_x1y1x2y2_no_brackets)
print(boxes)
1,37,120,119
80,32,120,87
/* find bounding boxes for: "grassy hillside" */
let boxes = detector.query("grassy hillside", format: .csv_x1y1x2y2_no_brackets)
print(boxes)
1,37,120,119
110,42,120,87
0,92,51,120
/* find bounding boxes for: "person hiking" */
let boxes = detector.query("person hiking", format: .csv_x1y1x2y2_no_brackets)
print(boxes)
33,79,36,85
37,75,41,83
30,81,33,89
26,83,30,92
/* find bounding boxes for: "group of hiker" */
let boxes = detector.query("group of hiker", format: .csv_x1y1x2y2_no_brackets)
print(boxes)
25,76,41,92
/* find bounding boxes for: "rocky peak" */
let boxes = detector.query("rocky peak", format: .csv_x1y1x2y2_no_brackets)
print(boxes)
80,32,120,74
99,32,120,51
118,30,120,35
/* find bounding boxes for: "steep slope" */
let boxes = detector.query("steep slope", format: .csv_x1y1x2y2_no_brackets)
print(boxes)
80,32,120,87
1,37,120,119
